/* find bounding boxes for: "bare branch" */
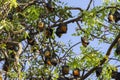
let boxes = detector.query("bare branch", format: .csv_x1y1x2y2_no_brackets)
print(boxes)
61,41,81,59
86,0,93,10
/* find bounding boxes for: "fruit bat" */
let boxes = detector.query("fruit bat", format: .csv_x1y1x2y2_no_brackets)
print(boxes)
15,6,22,12
62,65,69,75
45,58,52,65
108,10,120,23
73,68,80,77
44,47,51,58
3,59,10,72
7,13,13,21
116,38,120,55
112,71,118,79
38,21,44,32
55,24,67,38
108,11,115,22
115,72,120,80
44,28,53,38
81,36,89,47
112,71,120,80
31,44,39,52
46,0,55,12
95,67,102,77
27,38,35,45
27,33,35,45
51,57,58,66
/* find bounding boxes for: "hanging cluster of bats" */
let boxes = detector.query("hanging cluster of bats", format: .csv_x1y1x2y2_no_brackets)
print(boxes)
37,21,67,38
43,46,58,66
58,66,80,80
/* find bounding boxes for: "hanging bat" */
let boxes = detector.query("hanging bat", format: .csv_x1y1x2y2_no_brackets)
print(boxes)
108,10,120,23
27,32,35,45
44,58,52,66
95,67,102,77
113,10,120,23
62,65,69,75
55,23,67,38
51,57,58,66
73,68,80,77
38,21,44,32
44,47,51,58
46,3,55,12
3,59,10,72
81,36,89,47
27,38,35,45
44,28,53,38
46,0,55,12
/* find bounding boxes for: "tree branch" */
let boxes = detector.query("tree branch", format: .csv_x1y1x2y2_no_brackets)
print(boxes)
96,6,120,13
51,16,82,28
76,21,108,42
61,41,81,59
86,0,93,10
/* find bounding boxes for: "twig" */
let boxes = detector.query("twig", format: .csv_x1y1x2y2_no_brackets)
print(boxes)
86,0,93,10
109,58,120,62
61,41,81,59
